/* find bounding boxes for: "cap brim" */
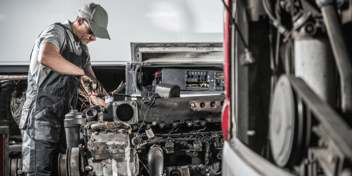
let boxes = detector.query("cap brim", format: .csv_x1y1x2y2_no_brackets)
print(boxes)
90,22,111,40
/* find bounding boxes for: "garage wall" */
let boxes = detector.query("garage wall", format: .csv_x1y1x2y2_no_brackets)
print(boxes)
0,0,223,64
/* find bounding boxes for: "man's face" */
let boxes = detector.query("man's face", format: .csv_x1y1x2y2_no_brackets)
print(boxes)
79,19,97,45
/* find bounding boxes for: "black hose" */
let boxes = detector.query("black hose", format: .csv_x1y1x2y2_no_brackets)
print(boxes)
210,163,222,175
134,65,142,93
148,146,164,176
204,140,211,172
262,0,277,22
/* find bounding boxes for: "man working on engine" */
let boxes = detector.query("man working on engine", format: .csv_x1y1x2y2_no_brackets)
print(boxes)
19,3,110,175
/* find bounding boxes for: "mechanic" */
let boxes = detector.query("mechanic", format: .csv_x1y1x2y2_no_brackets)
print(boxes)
18,3,110,175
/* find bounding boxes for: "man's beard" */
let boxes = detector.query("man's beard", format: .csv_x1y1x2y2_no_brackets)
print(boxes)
80,36,89,45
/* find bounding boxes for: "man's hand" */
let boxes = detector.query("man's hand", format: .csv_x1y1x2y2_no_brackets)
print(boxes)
80,67,102,92
80,69,107,97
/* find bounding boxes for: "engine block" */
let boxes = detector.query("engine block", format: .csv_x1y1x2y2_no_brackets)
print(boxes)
86,128,138,176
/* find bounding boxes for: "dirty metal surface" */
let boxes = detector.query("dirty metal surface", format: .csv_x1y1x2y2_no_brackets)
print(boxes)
58,153,67,176
130,43,223,64
155,83,180,98
308,148,339,176
10,158,17,176
135,95,225,125
288,76,352,160
112,101,138,124
165,165,191,176
189,100,223,112
70,147,80,176
88,132,128,161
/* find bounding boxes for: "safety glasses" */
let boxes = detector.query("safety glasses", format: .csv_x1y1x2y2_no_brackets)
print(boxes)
84,20,94,35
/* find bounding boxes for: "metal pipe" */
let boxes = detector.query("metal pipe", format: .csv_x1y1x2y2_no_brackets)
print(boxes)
320,4,352,113
0,75,27,80
136,95,225,125
148,145,164,176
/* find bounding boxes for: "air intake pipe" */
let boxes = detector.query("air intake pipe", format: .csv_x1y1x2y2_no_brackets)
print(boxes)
318,1,352,114
148,145,164,176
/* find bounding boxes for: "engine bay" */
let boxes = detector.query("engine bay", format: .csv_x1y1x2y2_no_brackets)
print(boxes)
59,91,224,176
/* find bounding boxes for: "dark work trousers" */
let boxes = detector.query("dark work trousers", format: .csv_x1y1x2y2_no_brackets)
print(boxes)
21,123,66,176
19,23,88,176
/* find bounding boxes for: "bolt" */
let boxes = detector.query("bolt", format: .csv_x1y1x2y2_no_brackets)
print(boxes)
198,164,205,170
200,120,207,126
172,122,179,128
191,102,196,108
132,125,138,131
159,122,165,129
306,25,313,32
85,165,93,171
187,121,193,127
116,163,122,168
247,130,256,136
17,170,22,174
217,153,222,159
193,152,198,157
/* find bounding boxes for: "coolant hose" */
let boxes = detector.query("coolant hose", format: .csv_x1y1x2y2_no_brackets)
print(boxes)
204,140,211,172
148,145,164,176
319,3,352,114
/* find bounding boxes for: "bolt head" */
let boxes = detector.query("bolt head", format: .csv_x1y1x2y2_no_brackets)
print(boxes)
191,103,196,107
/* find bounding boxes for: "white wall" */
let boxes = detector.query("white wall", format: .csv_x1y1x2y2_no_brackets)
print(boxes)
0,0,223,64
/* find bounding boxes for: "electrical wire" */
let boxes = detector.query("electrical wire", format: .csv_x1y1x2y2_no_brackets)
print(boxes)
221,0,249,49
137,94,157,133
222,0,246,47
262,0,278,22
221,0,256,65
111,81,125,96
139,159,150,174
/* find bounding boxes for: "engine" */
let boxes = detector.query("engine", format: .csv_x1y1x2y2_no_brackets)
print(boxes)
58,84,224,176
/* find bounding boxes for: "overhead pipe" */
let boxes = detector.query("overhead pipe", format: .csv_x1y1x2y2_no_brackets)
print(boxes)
0,75,27,80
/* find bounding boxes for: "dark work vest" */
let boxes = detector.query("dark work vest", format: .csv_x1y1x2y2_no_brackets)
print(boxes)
19,23,88,143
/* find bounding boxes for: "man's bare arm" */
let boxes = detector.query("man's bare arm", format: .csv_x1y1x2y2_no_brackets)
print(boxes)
38,42,84,76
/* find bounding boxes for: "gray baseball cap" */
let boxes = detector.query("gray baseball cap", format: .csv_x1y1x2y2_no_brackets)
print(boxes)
78,2,111,40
